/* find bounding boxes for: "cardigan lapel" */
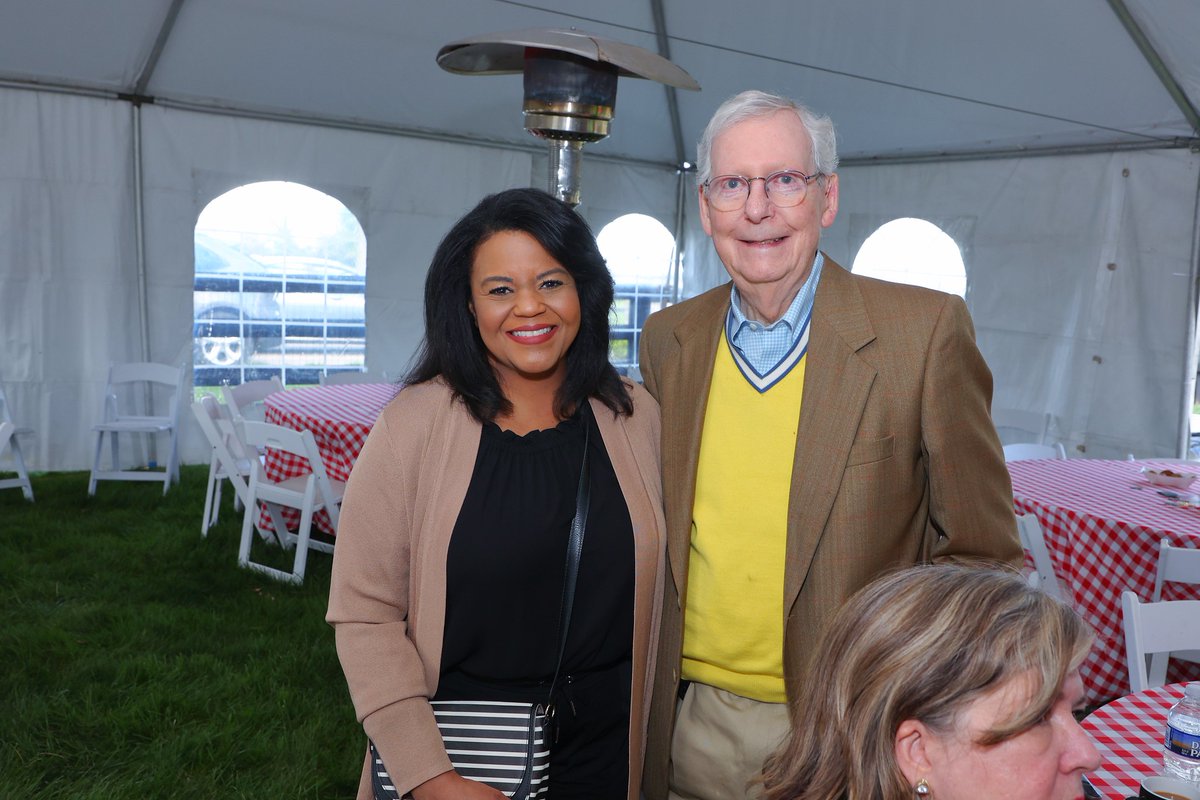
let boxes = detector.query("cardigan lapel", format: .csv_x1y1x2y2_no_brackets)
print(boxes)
783,259,878,610
661,287,728,598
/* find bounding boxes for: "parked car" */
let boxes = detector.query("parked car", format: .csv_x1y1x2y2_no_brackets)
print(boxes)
192,233,365,374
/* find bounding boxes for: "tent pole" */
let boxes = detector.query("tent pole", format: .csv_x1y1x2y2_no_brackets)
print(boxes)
1105,0,1200,136
131,102,157,465
1182,169,1200,457
670,165,689,305
132,104,150,367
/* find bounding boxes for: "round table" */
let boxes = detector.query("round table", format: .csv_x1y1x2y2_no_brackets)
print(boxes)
1082,682,1185,798
1009,459,1200,703
262,382,402,533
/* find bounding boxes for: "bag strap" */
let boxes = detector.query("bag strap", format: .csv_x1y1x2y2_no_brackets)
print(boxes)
546,403,591,701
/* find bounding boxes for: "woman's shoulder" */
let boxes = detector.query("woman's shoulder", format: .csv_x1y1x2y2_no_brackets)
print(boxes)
375,379,474,442
610,378,660,435
623,378,658,411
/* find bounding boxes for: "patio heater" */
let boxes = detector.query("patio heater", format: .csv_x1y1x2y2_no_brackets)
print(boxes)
436,27,699,206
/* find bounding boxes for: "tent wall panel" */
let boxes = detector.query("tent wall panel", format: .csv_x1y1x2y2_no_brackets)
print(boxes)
823,149,1200,458
0,88,137,472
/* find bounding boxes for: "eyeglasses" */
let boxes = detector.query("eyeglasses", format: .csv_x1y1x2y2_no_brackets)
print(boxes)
702,169,823,211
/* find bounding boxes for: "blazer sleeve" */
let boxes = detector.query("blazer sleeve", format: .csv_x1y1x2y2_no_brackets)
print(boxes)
327,410,453,796
920,295,1023,565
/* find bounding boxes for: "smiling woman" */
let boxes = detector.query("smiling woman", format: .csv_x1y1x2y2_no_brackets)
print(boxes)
326,188,667,800
467,230,582,430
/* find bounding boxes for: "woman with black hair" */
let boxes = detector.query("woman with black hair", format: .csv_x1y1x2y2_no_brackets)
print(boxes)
328,188,666,800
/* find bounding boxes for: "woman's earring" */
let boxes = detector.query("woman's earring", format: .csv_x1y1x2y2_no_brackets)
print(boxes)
914,778,931,797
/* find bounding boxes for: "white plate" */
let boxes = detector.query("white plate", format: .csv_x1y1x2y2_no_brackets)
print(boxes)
1144,468,1198,489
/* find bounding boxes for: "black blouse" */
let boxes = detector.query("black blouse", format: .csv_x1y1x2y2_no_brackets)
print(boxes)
435,408,635,702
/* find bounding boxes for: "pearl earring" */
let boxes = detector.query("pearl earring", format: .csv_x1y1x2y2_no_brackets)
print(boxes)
915,778,931,797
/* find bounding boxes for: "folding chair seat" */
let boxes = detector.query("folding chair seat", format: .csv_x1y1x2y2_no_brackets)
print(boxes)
1017,513,1065,602
1122,591,1200,692
238,420,344,584
220,377,283,424
88,362,184,495
0,384,35,501
191,396,255,535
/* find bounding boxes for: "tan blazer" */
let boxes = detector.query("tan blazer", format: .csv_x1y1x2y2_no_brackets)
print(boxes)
328,379,666,800
637,257,1021,798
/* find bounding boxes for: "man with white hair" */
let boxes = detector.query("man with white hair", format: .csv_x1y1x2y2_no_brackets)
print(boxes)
638,90,1021,800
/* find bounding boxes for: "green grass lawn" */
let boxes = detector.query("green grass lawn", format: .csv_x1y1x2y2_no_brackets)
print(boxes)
0,466,362,798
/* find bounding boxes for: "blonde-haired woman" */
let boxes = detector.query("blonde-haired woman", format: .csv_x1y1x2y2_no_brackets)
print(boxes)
761,564,1100,800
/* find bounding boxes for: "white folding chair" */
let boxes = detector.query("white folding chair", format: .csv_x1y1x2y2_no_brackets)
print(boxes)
88,362,184,495
191,396,255,536
1154,539,1200,602
220,376,283,424
1121,591,1200,691
319,370,389,385
0,384,35,501
993,409,1054,445
237,420,344,584
1151,539,1200,668
1003,442,1067,461
1017,513,1065,602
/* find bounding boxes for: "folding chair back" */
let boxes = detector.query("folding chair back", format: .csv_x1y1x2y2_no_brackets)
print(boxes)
0,383,35,501
1017,513,1065,602
192,396,253,535
237,420,344,584
221,377,283,424
88,362,185,495
1122,591,1200,692
1154,539,1200,602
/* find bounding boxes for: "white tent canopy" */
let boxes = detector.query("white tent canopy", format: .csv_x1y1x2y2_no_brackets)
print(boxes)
1,0,1198,471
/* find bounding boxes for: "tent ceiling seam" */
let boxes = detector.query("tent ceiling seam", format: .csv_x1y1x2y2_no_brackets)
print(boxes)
133,0,187,97
840,138,1199,167
1,75,1190,170
1104,0,1200,137
649,0,687,166
496,0,1175,144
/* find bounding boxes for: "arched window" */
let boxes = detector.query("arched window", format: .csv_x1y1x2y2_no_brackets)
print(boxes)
851,218,966,297
193,181,367,387
596,214,675,376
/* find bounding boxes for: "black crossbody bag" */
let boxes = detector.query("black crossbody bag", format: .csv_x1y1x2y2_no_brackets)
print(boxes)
370,417,591,800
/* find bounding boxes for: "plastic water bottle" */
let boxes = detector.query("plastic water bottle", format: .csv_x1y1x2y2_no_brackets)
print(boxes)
1165,683,1200,782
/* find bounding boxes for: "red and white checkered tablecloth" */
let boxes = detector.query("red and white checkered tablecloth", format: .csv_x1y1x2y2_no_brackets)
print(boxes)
261,382,402,535
1082,682,1185,799
1009,459,1200,704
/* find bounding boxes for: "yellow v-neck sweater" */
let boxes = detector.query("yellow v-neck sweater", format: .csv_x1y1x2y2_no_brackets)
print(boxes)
680,331,805,703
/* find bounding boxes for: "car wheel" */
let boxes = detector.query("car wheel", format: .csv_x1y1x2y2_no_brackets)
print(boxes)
195,335,245,366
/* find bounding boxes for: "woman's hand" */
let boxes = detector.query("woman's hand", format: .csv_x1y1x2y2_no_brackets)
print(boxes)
410,770,507,800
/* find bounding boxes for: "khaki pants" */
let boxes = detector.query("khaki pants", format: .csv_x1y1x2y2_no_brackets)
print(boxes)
667,683,791,800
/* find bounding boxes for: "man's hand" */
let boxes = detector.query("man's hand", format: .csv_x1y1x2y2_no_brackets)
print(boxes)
410,770,507,800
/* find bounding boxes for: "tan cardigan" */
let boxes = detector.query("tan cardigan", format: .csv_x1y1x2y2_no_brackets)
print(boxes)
327,378,666,799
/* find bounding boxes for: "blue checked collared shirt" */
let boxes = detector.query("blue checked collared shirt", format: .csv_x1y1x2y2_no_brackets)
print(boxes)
726,252,824,376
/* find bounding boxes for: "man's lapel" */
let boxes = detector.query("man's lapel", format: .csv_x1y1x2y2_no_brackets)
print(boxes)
783,259,878,609
662,288,727,598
